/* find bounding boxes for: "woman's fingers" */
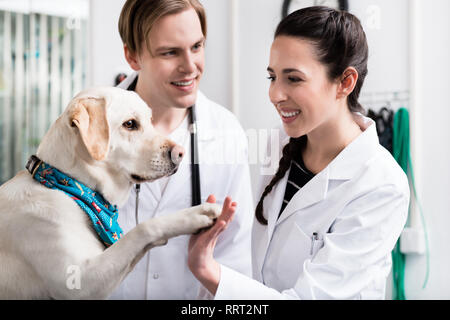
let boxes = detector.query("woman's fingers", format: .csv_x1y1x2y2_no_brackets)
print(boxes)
191,197,236,245
191,195,216,235
188,196,237,278
219,197,236,225
192,196,237,242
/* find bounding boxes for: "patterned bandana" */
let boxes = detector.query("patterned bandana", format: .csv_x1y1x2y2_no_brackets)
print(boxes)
27,157,123,247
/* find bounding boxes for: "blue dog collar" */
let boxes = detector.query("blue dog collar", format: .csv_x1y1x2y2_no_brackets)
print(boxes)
26,155,123,247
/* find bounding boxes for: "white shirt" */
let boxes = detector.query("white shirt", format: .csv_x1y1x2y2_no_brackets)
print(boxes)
109,72,254,299
157,115,189,194
209,114,409,300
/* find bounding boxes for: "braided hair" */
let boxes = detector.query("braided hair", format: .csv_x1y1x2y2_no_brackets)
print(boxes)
255,136,306,225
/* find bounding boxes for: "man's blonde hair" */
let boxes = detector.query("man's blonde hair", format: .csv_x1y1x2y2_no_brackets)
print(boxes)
118,0,207,55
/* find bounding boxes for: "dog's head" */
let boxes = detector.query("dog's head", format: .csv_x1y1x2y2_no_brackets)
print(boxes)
65,86,184,184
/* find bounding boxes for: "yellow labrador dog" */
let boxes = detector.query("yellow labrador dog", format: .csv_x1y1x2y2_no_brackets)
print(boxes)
0,87,220,299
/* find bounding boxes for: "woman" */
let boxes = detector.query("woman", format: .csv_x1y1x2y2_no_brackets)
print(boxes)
188,6,409,299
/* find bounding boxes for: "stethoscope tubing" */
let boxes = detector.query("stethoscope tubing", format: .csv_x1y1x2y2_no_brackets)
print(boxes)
189,105,202,207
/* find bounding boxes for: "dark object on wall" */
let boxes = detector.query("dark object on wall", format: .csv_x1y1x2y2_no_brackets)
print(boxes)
282,0,349,19
367,107,394,153
115,73,128,86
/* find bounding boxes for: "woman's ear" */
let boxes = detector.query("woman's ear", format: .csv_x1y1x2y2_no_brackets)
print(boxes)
124,44,141,71
337,67,358,99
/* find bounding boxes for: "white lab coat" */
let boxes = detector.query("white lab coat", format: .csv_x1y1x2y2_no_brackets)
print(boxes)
212,113,409,300
109,72,254,299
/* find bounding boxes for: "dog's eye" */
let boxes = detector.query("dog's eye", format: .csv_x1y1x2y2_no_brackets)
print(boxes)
123,119,139,130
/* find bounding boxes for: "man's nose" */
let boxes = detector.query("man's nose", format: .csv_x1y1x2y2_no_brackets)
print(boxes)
178,52,196,74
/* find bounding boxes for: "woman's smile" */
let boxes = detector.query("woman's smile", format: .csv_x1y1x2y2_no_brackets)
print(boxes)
277,107,301,123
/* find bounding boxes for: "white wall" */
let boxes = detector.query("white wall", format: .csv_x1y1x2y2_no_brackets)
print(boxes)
87,0,450,299
88,0,131,86
351,0,410,95
199,0,231,110
404,0,450,299
0,0,88,18
201,0,283,195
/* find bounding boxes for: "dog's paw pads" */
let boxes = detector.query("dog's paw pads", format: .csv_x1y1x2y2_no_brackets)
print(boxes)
202,203,221,218
153,239,168,246
193,218,217,235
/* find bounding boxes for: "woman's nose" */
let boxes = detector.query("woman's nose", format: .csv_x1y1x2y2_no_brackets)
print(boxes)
269,82,287,107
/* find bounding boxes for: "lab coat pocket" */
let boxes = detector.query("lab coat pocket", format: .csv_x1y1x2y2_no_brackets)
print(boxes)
291,223,324,258
310,231,325,259
266,222,313,290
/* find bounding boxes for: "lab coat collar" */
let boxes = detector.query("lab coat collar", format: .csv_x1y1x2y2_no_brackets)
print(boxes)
195,91,218,142
275,167,330,226
117,71,138,90
276,114,379,225
327,114,378,180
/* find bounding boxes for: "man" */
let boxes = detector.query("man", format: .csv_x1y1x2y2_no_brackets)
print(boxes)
109,0,254,299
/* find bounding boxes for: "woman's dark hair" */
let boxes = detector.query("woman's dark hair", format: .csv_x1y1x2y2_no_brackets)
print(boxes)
255,137,305,225
255,6,369,225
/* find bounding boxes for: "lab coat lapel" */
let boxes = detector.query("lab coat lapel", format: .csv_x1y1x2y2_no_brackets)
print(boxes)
252,172,287,281
263,134,290,244
276,167,330,225
144,179,163,204
266,173,289,242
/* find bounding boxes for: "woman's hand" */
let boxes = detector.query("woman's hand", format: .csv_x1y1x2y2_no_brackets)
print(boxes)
188,194,236,295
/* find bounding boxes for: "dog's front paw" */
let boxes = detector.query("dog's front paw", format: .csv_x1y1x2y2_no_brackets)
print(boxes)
188,203,221,234
198,203,221,219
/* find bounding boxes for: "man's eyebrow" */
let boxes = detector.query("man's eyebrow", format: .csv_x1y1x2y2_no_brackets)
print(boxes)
155,37,205,53
155,46,178,53
194,36,206,44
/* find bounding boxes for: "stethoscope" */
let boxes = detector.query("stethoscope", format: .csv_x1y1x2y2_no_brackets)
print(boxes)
127,77,201,224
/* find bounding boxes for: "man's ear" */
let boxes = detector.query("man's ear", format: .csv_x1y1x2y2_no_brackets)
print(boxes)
69,97,110,161
337,67,358,99
124,44,141,71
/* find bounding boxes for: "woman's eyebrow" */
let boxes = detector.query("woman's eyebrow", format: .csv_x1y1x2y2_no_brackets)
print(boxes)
282,68,304,74
267,67,306,76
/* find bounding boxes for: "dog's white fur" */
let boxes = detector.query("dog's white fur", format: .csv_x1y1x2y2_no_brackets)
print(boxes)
0,87,220,299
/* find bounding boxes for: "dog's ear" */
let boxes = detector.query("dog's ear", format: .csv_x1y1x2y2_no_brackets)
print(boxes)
69,97,110,161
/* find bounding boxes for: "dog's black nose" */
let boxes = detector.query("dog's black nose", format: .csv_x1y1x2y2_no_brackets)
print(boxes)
170,145,184,165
